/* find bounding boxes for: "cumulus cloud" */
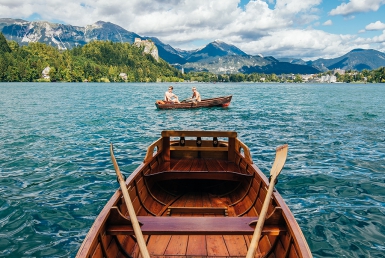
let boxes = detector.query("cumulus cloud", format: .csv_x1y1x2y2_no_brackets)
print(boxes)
371,30,385,43
0,0,322,44
235,28,373,60
0,0,383,59
329,0,385,16
365,21,385,31
323,20,332,26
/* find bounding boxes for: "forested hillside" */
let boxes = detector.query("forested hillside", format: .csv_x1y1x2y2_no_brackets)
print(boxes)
0,33,183,82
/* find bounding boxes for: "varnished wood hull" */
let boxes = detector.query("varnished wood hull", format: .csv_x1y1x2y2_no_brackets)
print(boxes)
77,131,312,258
155,95,232,109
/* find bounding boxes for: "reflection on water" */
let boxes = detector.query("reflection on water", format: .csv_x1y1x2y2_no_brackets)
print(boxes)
0,82,384,257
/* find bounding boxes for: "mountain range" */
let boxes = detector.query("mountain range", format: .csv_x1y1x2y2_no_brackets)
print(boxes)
1,18,385,74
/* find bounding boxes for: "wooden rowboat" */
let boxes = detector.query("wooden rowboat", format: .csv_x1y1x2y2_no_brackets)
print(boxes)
155,95,232,109
77,131,312,258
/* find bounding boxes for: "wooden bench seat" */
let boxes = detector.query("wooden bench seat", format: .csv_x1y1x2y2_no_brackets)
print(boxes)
167,206,228,216
107,216,286,236
144,171,253,181
145,159,253,182
106,207,286,236
146,159,251,175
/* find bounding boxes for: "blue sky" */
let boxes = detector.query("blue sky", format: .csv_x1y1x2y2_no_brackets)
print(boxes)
1,0,385,60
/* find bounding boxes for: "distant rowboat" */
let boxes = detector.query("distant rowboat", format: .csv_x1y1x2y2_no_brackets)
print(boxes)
155,95,232,109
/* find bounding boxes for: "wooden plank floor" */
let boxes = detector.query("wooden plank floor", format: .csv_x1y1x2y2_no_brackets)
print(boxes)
139,158,263,257
144,191,260,257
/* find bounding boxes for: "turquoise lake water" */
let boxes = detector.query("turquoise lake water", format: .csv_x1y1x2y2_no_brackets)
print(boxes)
0,82,384,257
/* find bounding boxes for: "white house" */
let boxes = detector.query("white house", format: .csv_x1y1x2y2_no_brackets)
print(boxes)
42,66,51,80
320,74,337,83
119,73,128,80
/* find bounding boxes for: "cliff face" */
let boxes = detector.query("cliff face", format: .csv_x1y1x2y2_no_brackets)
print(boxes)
133,38,159,61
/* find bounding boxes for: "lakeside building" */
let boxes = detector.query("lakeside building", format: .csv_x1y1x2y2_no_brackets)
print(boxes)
119,73,128,80
333,69,345,75
320,74,337,83
300,74,314,82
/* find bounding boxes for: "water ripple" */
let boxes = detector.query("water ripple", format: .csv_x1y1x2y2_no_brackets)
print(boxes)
0,82,384,257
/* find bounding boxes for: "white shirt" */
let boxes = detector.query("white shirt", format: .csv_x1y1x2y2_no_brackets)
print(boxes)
165,91,177,101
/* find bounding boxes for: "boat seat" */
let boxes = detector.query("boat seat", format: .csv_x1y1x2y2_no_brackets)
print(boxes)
145,159,253,178
167,206,228,216
106,206,286,236
107,217,286,236
144,171,253,181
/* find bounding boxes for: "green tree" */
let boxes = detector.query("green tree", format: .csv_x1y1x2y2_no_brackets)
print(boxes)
294,74,303,83
0,33,11,54
7,41,19,52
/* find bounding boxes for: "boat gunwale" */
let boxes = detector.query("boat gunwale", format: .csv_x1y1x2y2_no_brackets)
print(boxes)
250,163,313,257
76,161,147,257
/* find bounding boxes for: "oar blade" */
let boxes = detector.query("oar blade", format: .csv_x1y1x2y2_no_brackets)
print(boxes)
270,144,288,178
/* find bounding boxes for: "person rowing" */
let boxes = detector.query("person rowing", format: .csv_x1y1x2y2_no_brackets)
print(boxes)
183,87,201,103
191,87,201,102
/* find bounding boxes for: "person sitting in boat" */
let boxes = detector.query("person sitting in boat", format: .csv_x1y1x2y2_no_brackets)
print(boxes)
164,86,180,103
183,87,201,103
191,87,201,102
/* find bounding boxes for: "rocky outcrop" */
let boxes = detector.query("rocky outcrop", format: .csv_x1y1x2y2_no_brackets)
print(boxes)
133,38,159,62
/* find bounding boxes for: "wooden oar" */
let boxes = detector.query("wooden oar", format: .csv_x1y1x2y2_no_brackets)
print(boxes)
110,144,150,258
246,144,288,258
180,97,192,103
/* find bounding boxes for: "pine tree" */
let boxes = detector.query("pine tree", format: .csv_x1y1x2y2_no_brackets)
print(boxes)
0,33,11,53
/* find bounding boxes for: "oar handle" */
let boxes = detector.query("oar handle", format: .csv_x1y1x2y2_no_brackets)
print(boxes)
110,144,150,258
246,144,288,258
246,175,278,257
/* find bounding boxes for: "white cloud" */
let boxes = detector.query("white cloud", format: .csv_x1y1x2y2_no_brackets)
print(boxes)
0,0,322,37
365,21,385,31
234,28,373,60
329,0,385,16
0,0,384,60
128,0,242,36
371,30,385,43
323,20,333,26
